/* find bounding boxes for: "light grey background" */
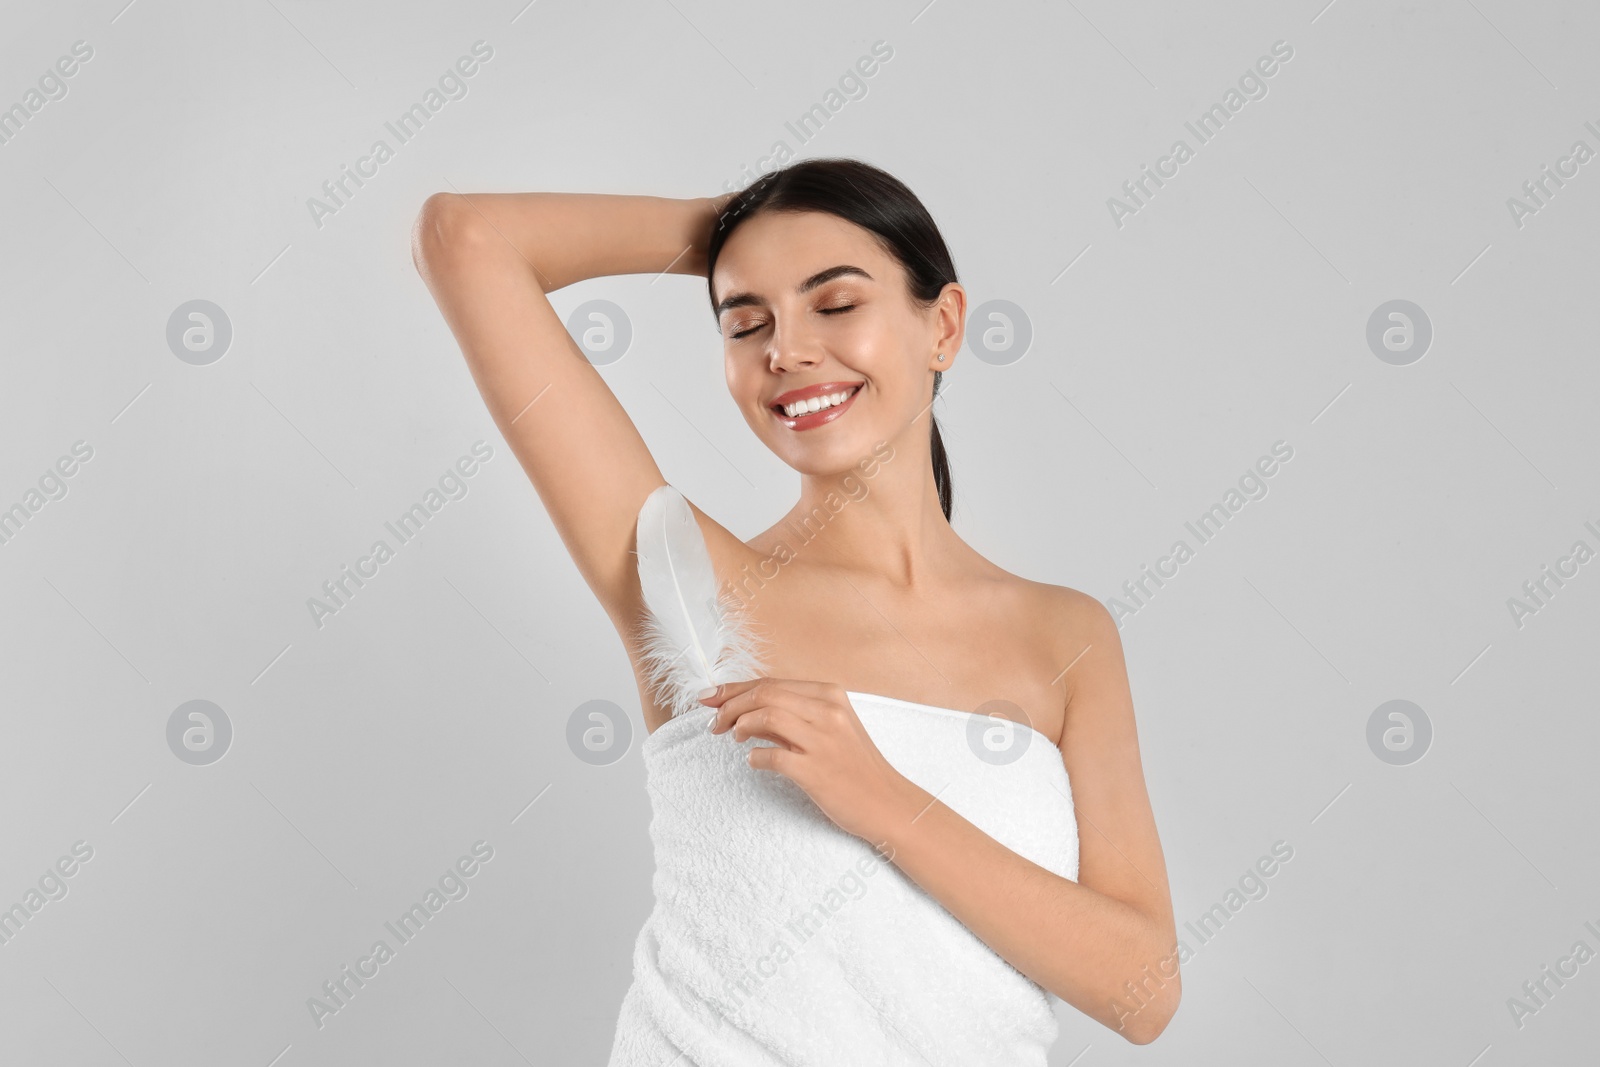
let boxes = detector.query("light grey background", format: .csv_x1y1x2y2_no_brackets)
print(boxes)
2,0,1596,1063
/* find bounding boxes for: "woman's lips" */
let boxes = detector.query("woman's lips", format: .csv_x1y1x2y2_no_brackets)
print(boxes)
771,385,861,431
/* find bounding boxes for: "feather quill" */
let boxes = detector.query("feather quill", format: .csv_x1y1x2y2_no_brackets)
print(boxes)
633,485,770,720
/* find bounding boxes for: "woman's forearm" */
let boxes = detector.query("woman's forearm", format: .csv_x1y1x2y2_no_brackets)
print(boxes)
420,191,725,292
866,775,1181,1043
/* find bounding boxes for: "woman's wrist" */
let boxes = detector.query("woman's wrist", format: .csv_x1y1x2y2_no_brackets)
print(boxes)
677,194,735,279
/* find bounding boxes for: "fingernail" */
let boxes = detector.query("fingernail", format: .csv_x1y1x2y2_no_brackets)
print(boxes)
705,714,717,732
696,686,717,700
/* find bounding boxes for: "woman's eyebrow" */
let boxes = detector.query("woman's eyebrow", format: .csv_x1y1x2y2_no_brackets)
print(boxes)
715,265,874,317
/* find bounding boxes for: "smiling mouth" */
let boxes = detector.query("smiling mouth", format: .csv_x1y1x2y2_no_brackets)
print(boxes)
770,384,862,430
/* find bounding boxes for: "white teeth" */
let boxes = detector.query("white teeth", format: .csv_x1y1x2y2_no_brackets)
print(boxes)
781,386,857,418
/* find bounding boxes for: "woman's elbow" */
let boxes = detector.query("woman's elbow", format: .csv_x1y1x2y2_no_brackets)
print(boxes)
1121,981,1181,1045
411,192,486,274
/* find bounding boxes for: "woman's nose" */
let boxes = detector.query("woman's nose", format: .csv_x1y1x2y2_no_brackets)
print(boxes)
766,326,819,373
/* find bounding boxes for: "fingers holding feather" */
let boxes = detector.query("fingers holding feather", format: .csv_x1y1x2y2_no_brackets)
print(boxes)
726,703,822,754
706,678,822,736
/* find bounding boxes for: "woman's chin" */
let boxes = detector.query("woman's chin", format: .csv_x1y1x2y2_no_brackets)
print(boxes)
773,436,882,478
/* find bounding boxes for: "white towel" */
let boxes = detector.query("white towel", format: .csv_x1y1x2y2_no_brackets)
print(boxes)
608,490,1080,1065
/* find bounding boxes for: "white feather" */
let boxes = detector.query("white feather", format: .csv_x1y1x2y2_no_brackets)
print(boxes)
632,485,769,720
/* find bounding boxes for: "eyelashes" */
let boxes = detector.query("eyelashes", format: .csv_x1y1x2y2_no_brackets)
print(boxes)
728,304,856,340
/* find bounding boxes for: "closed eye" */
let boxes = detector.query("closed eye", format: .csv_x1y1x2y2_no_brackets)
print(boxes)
728,304,855,341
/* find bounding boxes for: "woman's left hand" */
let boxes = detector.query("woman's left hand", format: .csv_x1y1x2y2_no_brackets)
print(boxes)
702,678,913,843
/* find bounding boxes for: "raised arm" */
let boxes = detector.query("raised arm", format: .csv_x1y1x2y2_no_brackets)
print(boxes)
410,190,728,626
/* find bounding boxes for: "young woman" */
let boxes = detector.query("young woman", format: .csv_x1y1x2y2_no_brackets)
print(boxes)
412,158,1179,1059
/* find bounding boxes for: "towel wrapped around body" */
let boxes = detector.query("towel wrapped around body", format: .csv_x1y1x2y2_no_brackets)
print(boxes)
605,689,1080,1066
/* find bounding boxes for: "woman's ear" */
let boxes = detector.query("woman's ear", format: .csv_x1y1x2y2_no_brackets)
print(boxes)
936,282,967,359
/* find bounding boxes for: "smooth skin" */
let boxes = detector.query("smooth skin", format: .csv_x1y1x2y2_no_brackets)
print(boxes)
411,189,1180,1043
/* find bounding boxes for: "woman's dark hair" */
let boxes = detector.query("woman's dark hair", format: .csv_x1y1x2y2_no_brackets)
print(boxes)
705,157,957,522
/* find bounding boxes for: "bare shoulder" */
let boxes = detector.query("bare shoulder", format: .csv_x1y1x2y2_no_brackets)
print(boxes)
1042,583,1117,639
1005,575,1114,644
970,571,1117,735
1033,582,1126,713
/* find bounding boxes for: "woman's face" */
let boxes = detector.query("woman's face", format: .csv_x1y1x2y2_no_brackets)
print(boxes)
712,209,959,477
